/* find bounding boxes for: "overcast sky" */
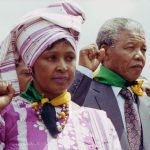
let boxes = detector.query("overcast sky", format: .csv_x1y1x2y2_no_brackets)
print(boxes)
0,0,150,79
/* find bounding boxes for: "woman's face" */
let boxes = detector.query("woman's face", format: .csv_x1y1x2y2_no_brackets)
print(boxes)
33,40,76,99
16,61,32,93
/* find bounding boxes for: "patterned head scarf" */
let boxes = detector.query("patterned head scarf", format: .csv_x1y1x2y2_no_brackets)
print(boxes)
0,1,85,94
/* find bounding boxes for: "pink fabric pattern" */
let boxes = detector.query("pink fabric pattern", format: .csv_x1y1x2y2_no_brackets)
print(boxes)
0,96,121,150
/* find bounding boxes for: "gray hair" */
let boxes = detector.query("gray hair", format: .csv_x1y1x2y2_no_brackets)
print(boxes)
96,17,145,49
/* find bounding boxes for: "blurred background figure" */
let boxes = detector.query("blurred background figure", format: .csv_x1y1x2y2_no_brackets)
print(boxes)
16,58,32,93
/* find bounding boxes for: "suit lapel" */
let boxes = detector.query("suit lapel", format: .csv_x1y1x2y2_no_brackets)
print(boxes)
89,81,124,137
83,80,130,150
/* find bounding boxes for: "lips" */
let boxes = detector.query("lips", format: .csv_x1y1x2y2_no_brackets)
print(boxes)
131,64,143,71
52,76,69,84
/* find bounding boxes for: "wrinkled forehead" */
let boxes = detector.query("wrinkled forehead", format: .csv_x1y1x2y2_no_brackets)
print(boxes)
116,22,146,42
116,30,146,47
124,21,145,36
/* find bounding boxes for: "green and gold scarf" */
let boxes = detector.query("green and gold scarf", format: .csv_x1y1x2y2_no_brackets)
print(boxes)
94,65,143,96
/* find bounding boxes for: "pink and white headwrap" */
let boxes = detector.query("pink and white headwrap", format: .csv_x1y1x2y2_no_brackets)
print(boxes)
0,1,85,94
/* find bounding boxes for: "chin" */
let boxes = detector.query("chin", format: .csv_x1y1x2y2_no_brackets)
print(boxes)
127,76,140,82
55,87,68,94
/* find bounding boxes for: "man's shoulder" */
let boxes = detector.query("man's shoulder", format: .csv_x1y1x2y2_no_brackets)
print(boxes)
139,95,150,106
90,80,113,91
139,95,150,124
139,95,150,149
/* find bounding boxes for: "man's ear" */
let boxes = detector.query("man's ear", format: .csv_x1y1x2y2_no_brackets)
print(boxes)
96,47,105,63
99,44,110,62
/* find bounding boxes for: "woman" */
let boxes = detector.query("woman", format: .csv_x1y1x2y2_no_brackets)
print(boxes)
0,1,121,149
16,58,32,93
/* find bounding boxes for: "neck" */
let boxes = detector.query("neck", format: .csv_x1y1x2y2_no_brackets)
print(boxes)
94,65,144,96
33,80,61,100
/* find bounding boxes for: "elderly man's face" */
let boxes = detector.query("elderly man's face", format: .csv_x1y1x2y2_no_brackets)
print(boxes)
103,29,147,82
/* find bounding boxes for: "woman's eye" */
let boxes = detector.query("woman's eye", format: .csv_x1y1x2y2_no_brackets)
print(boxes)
19,70,31,77
48,55,57,61
66,55,75,61
24,72,32,77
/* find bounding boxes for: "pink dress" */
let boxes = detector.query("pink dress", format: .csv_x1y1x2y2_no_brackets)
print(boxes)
0,96,121,150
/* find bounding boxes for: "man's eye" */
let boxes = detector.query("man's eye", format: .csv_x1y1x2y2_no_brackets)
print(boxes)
126,46,134,50
124,44,135,50
141,48,147,52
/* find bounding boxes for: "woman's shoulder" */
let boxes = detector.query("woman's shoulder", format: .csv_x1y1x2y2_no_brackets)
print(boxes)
71,101,81,110
80,106,107,117
71,104,109,125
71,102,107,118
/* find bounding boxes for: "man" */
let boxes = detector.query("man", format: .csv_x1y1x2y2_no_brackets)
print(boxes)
69,17,150,150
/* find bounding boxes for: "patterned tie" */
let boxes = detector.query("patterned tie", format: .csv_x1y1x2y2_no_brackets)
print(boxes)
120,88,143,150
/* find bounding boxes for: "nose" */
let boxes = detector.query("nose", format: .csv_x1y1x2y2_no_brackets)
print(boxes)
56,59,68,72
134,49,145,61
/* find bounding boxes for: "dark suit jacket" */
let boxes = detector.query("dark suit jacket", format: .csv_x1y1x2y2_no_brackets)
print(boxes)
69,71,149,150
139,96,150,150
